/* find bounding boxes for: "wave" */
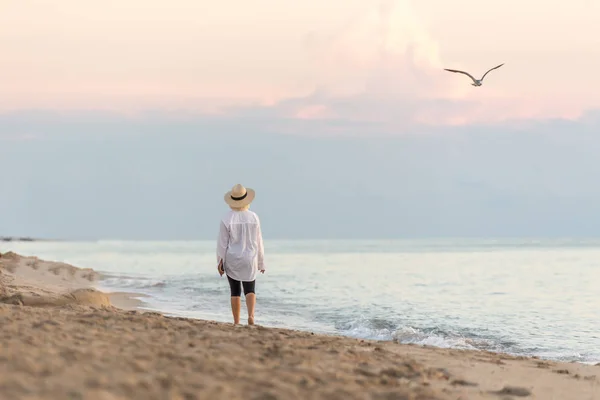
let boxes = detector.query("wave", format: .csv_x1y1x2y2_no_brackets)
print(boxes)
99,274,167,290
334,317,600,363
99,274,225,295
335,317,490,349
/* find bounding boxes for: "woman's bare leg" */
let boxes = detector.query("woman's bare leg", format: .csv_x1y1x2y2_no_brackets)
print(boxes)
245,293,256,325
230,296,241,324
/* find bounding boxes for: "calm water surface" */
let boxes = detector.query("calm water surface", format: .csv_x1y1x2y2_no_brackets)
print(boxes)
3,239,600,364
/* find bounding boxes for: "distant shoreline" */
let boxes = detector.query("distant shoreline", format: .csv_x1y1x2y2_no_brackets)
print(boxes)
0,237,41,242
0,237,65,242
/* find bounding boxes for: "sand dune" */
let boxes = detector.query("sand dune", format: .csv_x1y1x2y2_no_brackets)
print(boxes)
0,251,109,307
0,251,599,399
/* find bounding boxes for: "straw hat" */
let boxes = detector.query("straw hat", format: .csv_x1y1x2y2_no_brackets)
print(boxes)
224,183,255,208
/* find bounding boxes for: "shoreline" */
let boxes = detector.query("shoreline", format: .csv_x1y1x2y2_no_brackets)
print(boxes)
112,292,600,367
100,282,599,368
1,252,599,399
107,291,149,311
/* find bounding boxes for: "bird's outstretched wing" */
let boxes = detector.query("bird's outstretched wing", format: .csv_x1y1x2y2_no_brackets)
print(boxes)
443,69,478,84
480,63,504,81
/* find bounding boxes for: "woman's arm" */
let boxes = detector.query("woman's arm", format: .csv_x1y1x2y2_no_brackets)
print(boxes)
257,218,265,273
216,220,229,267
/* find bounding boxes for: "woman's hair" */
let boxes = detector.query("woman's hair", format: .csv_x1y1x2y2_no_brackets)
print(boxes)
230,205,250,211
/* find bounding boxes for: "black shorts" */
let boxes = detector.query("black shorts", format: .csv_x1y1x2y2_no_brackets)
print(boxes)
226,275,256,297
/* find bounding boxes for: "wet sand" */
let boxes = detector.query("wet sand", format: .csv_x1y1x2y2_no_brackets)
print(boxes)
1,252,599,399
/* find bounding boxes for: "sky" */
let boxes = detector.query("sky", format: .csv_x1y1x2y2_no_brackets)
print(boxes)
2,0,600,239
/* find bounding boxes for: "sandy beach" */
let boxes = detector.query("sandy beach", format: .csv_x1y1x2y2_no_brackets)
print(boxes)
1,252,599,399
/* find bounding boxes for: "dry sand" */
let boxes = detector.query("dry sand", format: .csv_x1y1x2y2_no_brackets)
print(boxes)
1,252,599,400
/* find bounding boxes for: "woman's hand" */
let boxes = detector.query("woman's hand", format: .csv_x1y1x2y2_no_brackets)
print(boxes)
217,260,224,277
259,269,265,274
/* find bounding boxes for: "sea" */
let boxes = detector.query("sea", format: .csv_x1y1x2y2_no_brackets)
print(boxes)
2,239,600,364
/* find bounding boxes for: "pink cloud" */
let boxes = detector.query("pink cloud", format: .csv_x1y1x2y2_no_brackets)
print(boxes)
2,0,596,128
294,105,332,120
260,0,585,128
255,0,514,127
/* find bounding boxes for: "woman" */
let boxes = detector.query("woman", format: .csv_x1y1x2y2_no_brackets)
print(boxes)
216,183,265,325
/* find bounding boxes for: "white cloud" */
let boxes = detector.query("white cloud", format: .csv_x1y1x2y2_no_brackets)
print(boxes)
302,0,465,101
256,0,526,128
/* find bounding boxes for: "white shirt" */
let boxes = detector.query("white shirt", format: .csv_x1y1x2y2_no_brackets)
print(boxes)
216,210,265,282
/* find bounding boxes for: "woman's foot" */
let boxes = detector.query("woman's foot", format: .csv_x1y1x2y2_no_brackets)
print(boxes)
248,316,254,325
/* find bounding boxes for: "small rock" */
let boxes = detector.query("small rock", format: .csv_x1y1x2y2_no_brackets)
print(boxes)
431,367,451,380
380,368,407,378
491,386,532,397
554,369,570,375
252,392,278,400
67,390,84,400
354,366,378,377
451,379,478,387
398,377,410,386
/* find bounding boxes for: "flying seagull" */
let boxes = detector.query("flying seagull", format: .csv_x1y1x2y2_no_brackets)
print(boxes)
444,63,504,86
